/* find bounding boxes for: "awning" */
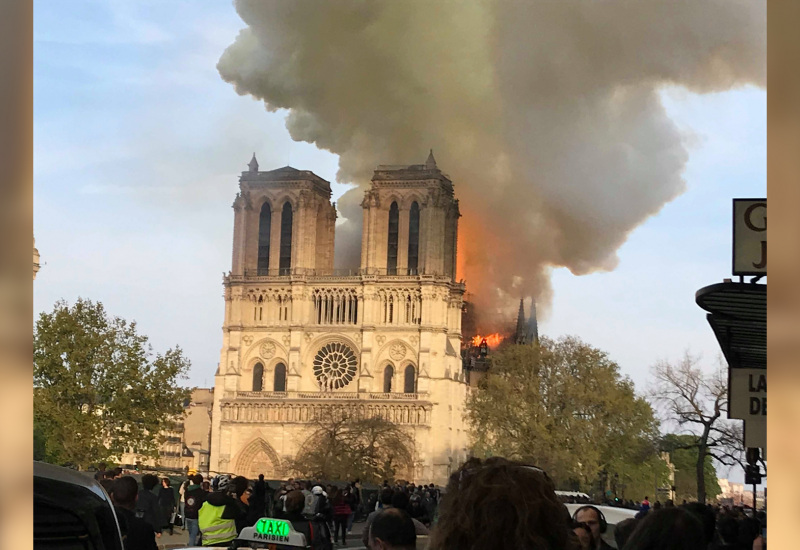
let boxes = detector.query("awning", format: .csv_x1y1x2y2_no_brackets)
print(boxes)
695,282,766,369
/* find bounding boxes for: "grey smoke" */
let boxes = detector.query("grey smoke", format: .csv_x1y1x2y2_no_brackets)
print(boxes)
217,0,764,322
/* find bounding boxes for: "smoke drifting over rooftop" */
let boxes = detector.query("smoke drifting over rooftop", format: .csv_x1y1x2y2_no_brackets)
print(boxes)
217,0,764,322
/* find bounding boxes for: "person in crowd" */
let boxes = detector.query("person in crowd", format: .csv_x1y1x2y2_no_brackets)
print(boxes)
99,477,115,495
613,517,638,550
624,507,705,550
330,486,352,546
312,485,332,523
158,477,177,536
427,457,568,550
251,473,268,519
573,506,613,550
229,476,254,533
343,484,359,534
283,490,332,550
572,522,594,550
178,477,189,531
682,502,717,548
367,507,417,550
136,474,163,539
641,496,651,513
351,479,363,525
197,474,240,547
407,494,431,526
362,488,396,547
184,473,207,547
94,462,108,481
389,492,429,536
735,517,762,550
111,476,159,550
714,515,739,549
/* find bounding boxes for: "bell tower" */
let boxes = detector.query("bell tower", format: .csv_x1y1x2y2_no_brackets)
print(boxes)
360,150,460,279
230,155,336,276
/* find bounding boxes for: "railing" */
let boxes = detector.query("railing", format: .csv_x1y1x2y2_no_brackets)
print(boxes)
233,391,424,401
239,268,445,278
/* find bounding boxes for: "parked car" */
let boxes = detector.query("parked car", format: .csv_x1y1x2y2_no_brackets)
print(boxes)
34,461,124,550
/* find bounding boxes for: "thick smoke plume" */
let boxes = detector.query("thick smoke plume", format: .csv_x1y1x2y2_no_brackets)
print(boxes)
218,0,764,326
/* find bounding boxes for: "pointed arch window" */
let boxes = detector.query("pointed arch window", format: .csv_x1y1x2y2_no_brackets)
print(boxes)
383,365,394,393
253,363,264,392
279,202,293,274
408,201,420,274
273,363,287,392
258,202,271,275
387,201,399,275
404,365,416,393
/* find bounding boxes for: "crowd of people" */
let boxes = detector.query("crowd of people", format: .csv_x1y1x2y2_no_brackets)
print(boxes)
94,458,766,550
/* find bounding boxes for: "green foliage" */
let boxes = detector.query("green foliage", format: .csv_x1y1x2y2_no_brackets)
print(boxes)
661,434,721,502
33,298,191,469
289,412,414,483
466,336,661,492
613,454,672,502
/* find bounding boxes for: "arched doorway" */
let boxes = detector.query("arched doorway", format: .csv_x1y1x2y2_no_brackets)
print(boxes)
234,438,281,479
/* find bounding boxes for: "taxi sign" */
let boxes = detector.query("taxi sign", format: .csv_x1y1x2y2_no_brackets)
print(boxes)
236,518,309,548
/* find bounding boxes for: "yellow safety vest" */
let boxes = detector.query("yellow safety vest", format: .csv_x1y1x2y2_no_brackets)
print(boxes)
198,501,237,546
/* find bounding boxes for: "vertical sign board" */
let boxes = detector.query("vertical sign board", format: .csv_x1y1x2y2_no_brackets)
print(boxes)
729,369,766,420
732,199,766,275
729,368,766,449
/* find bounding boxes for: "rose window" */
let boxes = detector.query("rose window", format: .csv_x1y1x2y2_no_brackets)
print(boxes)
313,342,358,390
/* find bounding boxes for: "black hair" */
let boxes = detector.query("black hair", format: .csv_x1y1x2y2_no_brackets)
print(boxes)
391,491,410,510
141,474,159,490
681,502,715,546
112,476,139,508
624,508,705,550
716,515,738,544
380,487,395,505
613,518,637,549
370,508,416,549
233,476,249,496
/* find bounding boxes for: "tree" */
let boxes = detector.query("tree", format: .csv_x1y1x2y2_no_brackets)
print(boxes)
34,298,192,469
466,336,662,493
289,411,414,483
661,434,721,502
649,353,742,503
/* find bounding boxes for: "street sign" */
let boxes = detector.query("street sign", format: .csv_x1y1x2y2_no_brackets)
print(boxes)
732,199,766,276
744,418,766,449
729,369,767,420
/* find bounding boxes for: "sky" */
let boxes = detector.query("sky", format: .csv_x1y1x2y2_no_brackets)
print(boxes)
34,1,765,484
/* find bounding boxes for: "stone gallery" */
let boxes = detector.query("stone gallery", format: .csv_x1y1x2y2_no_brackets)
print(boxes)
209,152,469,484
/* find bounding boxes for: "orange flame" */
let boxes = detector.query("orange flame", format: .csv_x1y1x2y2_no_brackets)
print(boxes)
471,333,505,349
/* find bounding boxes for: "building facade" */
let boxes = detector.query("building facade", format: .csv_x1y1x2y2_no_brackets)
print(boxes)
209,152,469,484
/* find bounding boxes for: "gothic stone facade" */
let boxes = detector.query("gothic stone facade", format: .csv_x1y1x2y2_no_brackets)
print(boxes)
209,153,468,485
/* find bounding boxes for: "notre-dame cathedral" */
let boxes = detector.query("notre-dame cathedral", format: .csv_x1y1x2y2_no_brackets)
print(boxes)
209,151,469,484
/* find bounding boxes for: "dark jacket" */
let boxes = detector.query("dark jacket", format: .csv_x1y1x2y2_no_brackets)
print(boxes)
158,486,176,528
134,489,162,534
286,511,332,550
116,506,158,550
183,485,207,520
